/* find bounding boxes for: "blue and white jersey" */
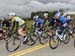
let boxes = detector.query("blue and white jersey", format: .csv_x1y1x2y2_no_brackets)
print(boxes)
59,16,67,25
34,18,44,27
36,18,44,27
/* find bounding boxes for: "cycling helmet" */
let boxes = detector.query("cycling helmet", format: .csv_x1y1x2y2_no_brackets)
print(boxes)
44,13,48,16
33,16,39,19
8,12,16,16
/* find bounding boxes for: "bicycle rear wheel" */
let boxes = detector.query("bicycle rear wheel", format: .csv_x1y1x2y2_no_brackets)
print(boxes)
49,35,60,49
6,35,21,52
39,32,49,45
26,35,35,46
63,31,70,44
29,32,39,42
74,37,75,48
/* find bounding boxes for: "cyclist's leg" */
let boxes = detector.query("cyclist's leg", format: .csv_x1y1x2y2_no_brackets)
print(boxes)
59,24,67,40
18,28,26,36
18,23,26,35
39,27,44,35
18,24,27,42
46,26,53,36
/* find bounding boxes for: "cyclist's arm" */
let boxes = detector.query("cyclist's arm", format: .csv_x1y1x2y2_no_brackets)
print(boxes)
9,21,18,32
39,23,44,30
15,21,19,31
9,21,15,32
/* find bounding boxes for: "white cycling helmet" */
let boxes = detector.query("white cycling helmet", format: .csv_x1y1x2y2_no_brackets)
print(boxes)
33,16,39,19
67,15,71,19
8,12,16,16
44,13,48,16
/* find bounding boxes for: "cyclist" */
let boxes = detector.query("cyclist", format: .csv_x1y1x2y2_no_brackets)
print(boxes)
32,15,39,29
54,10,67,40
43,13,56,36
33,15,44,34
8,12,27,44
43,13,56,27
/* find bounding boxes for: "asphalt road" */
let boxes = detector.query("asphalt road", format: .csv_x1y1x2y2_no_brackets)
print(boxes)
0,38,75,56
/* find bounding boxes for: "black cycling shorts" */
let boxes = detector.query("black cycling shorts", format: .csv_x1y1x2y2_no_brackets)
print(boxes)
21,23,26,31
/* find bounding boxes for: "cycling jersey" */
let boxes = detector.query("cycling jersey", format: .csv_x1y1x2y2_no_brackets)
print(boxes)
34,18,44,27
12,16,25,27
48,18,56,26
56,16,67,31
59,16,67,25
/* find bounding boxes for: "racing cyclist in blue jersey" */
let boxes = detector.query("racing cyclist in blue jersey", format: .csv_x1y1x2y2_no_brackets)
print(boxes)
55,15,67,29
54,9,67,30
32,16,44,34
54,10,67,41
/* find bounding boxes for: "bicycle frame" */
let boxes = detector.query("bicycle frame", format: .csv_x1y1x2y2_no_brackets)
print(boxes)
55,30,66,41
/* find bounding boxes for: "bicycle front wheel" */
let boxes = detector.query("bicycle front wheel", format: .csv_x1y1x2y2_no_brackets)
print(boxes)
6,35,21,52
49,35,60,49
26,35,35,46
39,32,49,45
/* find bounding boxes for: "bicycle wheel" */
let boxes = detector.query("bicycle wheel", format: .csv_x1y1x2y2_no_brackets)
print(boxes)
6,34,21,52
49,35,60,49
74,37,75,48
26,35,35,46
30,32,39,42
39,32,49,45
63,32,70,44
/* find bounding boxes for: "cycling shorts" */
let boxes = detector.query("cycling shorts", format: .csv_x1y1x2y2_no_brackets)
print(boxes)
21,23,26,31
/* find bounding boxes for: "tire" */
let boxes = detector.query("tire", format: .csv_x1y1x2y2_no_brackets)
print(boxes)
74,37,75,48
26,35,35,46
6,34,21,52
63,32,70,44
30,32,39,42
49,35,60,49
39,32,49,45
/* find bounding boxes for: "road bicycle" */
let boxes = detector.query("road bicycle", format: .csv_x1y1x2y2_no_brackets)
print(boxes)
49,26,70,49
29,26,49,45
6,22,35,52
